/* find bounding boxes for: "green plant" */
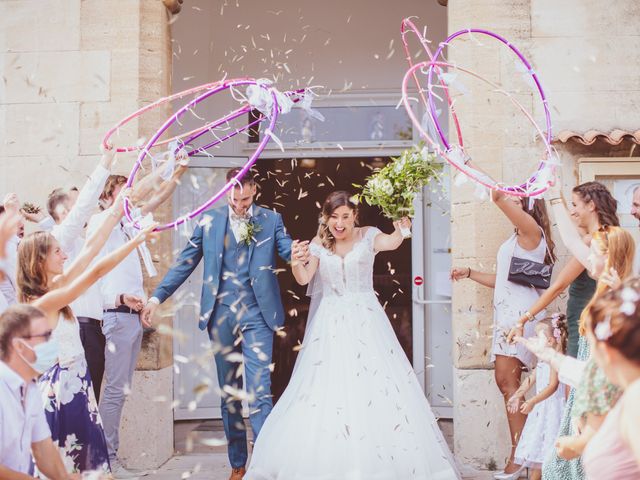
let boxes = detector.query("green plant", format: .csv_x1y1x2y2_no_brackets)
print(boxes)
357,143,442,220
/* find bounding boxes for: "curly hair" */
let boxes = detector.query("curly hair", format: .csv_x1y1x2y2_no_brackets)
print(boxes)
572,181,620,228
317,191,358,252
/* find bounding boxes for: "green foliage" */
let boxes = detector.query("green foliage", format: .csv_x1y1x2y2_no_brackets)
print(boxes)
357,144,442,220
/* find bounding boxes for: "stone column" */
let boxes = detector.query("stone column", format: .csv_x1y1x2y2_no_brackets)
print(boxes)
447,0,534,468
1,0,175,469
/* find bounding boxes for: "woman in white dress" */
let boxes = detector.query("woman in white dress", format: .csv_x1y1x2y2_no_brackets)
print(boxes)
246,191,460,480
450,189,556,479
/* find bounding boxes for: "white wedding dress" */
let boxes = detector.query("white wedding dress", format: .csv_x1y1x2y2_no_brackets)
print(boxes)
246,227,460,480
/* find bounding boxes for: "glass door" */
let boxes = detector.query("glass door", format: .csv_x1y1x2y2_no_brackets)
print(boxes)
172,156,246,420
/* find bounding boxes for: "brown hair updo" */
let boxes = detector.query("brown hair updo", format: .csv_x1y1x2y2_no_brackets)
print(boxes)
572,181,620,228
317,191,358,252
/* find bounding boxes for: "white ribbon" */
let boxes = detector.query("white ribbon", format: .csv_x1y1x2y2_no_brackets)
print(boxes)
246,78,294,118
297,90,325,122
125,208,158,277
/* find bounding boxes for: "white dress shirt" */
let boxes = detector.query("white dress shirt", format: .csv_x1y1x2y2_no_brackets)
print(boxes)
87,210,146,310
228,204,254,243
50,165,110,256
0,361,51,473
38,165,110,320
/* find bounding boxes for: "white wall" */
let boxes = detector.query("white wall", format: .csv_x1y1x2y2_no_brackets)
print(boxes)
170,0,447,156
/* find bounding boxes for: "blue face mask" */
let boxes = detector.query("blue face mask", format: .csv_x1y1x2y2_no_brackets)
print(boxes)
19,338,59,374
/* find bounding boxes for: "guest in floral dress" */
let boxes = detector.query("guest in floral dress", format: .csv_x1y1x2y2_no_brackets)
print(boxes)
16,191,154,473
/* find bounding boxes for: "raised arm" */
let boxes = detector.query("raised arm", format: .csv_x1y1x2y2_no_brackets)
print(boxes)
50,149,114,253
35,225,153,318
54,198,124,287
138,162,189,216
547,176,590,268
491,190,542,249
374,218,412,252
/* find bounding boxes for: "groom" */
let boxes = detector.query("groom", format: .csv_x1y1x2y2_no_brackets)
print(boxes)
142,168,300,479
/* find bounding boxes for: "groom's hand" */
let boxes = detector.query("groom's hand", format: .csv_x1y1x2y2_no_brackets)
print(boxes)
141,300,158,328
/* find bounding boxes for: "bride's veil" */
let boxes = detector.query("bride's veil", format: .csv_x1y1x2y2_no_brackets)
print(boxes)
304,263,322,336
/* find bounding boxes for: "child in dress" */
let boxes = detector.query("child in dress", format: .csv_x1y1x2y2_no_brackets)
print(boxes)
507,314,568,480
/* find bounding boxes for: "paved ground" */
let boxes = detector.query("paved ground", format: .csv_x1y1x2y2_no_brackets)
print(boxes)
141,420,497,479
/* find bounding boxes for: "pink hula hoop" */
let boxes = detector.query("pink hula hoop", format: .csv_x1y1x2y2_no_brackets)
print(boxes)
122,78,304,231
400,18,464,149
402,60,555,197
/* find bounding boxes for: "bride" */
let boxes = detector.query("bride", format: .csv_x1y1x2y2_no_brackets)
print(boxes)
246,191,460,480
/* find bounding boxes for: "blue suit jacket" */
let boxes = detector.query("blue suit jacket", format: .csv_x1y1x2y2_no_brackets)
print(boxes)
152,205,292,331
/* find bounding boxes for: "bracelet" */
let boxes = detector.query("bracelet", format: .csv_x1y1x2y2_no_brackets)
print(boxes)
466,267,471,278
524,310,535,322
550,197,564,205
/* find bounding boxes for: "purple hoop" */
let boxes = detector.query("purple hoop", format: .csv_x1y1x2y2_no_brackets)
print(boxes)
402,60,555,197
123,78,283,231
425,29,553,195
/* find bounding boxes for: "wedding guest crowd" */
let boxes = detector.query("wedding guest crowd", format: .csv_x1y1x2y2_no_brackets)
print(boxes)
2,139,640,480
453,178,640,480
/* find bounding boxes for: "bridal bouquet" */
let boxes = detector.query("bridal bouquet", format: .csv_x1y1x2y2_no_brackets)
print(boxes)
358,144,442,237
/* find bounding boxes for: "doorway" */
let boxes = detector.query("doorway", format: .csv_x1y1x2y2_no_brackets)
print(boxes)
251,157,414,401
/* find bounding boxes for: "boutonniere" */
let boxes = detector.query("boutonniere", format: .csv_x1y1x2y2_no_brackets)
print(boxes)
237,217,262,246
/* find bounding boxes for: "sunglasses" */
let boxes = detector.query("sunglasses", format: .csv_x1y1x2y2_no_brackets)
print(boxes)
21,330,53,342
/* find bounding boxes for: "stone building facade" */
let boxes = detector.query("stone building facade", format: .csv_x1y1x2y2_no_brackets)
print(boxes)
1,0,639,470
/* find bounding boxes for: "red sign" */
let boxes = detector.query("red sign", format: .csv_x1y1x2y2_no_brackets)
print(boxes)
414,276,424,286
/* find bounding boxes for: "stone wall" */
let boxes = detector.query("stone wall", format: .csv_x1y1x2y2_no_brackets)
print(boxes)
448,0,640,467
0,0,175,468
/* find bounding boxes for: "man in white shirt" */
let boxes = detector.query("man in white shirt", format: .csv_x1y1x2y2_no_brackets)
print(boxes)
0,304,76,479
87,159,188,476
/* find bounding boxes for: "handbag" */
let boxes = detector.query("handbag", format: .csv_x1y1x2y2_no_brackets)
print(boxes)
507,231,554,289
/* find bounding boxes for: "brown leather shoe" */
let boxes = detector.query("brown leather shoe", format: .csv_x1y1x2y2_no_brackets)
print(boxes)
229,467,246,480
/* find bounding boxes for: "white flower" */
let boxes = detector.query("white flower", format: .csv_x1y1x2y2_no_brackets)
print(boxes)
594,315,613,341
620,287,639,315
381,179,394,195
57,370,83,405
236,222,250,240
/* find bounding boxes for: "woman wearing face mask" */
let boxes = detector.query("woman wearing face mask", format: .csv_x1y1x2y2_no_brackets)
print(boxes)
451,187,556,479
16,191,155,474
581,278,640,479
245,191,460,480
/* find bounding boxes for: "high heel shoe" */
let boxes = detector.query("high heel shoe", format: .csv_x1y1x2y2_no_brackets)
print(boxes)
493,464,528,479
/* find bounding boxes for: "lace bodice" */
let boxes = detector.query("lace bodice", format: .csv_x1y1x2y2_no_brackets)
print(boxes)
309,227,381,297
52,313,85,364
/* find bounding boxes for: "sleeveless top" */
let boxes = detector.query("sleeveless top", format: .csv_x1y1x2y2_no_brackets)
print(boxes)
51,314,85,365
566,269,596,358
492,230,548,367
583,396,640,479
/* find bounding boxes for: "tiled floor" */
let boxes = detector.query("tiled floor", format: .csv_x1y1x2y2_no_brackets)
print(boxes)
142,419,497,479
